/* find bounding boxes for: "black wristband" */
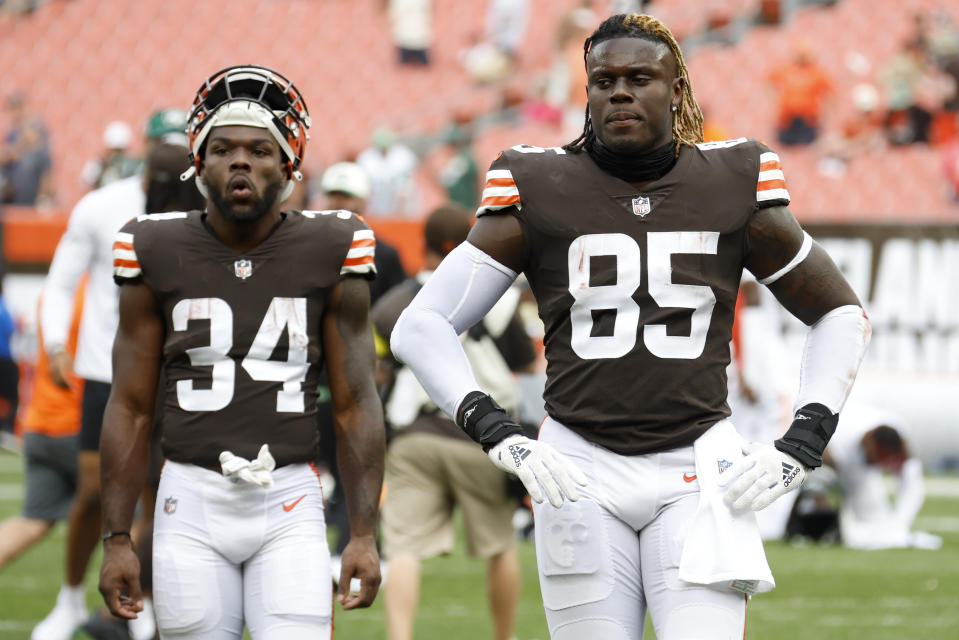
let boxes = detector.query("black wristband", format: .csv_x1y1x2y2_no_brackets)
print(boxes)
774,402,839,469
456,391,524,452
101,530,131,542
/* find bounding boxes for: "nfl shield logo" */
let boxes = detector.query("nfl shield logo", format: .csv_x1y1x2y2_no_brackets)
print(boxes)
234,259,253,279
164,497,178,515
632,196,651,217
717,459,733,474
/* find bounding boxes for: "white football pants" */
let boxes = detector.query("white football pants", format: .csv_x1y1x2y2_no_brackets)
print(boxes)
533,418,748,640
152,460,332,639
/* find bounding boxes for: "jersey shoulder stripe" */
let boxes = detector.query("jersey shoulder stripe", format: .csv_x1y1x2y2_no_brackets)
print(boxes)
112,231,140,279
477,168,521,216
341,228,377,276
757,151,790,203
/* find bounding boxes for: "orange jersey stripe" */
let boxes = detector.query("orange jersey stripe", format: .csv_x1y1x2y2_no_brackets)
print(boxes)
343,256,375,267
480,194,521,207
112,240,134,251
757,179,787,191
759,160,782,172
114,258,140,269
350,238,376,249
485,177,516,188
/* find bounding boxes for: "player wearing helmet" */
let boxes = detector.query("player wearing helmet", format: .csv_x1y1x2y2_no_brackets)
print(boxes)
98,65,385,638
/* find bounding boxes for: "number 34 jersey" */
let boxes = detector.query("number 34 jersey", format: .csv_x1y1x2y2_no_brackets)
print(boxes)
112,210,376,468
477,138,790,455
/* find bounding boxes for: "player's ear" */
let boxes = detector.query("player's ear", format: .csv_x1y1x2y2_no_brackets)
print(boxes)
671,76,684,110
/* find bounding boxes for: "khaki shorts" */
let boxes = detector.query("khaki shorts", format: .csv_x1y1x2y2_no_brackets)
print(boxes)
382,432,516,560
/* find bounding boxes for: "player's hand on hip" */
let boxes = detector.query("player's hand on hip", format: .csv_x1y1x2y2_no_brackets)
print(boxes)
98,536,144,620
337,534,381,610
488,435,588,508
717,441,807,511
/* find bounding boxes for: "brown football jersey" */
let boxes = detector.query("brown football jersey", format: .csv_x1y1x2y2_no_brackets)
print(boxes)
476,138,790,455
112,209,376,467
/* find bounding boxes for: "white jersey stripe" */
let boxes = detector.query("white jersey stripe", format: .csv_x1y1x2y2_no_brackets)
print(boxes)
115,232,134,244
114,265,142,278
759,151,781,164
758,169,785,182
136,211,188,222
346,247,376,259
113,248,137,261
481,185,520,198
352,229,375,241
341,263,377,276
485,169,514,181
756,187,790,202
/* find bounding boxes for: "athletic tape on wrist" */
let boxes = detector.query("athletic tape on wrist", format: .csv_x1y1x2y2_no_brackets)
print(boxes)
774,402,838,468
456,391,523,451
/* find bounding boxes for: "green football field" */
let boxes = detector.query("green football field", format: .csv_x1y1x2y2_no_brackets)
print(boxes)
1,452,957,639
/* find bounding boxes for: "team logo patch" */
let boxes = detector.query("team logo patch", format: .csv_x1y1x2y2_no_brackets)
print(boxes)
234,259,253,279
164,496,178,515
631,195,651,217
717,459,733,474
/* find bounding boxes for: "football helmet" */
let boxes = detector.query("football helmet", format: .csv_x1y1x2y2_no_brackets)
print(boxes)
182,65,311,201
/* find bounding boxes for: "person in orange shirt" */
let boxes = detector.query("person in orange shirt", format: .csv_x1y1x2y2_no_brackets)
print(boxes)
768,45,835,146
0,284,84,572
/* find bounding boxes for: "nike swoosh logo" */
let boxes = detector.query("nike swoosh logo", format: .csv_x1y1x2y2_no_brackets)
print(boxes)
683,473,697,483
282,494,307,512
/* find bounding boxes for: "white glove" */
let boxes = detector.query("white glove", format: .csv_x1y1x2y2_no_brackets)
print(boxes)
487,435,587,508
219,443,276,488
717,442,807,511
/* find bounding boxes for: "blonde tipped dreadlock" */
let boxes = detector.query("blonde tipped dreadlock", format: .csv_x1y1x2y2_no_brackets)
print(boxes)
564,13,704,155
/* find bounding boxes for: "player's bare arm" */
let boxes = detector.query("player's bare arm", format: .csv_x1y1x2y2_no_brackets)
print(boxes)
465,210,529,273
98,282,164,619
744,205,860,324
323,275,385,610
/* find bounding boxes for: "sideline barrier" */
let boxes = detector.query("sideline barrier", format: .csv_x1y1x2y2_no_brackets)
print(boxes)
1,207,428,275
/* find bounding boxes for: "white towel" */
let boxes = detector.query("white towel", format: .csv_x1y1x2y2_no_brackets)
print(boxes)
678,420,775,595
219,443,276,488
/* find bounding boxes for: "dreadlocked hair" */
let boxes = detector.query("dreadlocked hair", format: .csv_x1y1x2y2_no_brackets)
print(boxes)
563,13,704,155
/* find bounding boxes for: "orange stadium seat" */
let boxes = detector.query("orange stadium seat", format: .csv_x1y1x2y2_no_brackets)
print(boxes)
0,0,956,221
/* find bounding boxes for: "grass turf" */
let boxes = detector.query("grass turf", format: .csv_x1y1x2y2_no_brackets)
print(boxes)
0,452,956,639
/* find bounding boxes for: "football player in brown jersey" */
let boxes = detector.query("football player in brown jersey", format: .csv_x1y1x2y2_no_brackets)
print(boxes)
391,14,871,640
98,66,385,639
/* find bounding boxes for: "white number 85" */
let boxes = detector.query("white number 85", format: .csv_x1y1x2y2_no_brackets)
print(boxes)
568,231,719,360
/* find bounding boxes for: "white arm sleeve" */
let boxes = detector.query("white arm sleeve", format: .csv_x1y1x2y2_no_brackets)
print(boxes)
41,202,96,353
794,305,872,413
390,242,518,419
893,457,925,529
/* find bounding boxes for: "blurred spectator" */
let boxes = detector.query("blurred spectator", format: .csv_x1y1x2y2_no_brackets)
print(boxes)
0,289,83,572
389,0,432,66
460,35,512,85
1,92,54,206
824,405,941,550
0,284,17,453
544,1,596,138
485,0,528,61
880,41,933,145
767,45,834,146
818,83,886,177
356,127,420,216
80,121,140,190
942,121,959,201
320,161,407,303
377,203,534,640
436,123,479,210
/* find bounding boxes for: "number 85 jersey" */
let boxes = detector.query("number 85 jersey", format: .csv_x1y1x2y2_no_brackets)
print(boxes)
477,139,789,455
112,210,376,468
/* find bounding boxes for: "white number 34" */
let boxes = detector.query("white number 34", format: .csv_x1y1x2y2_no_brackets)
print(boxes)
568,231,719,360
171,297,309,412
